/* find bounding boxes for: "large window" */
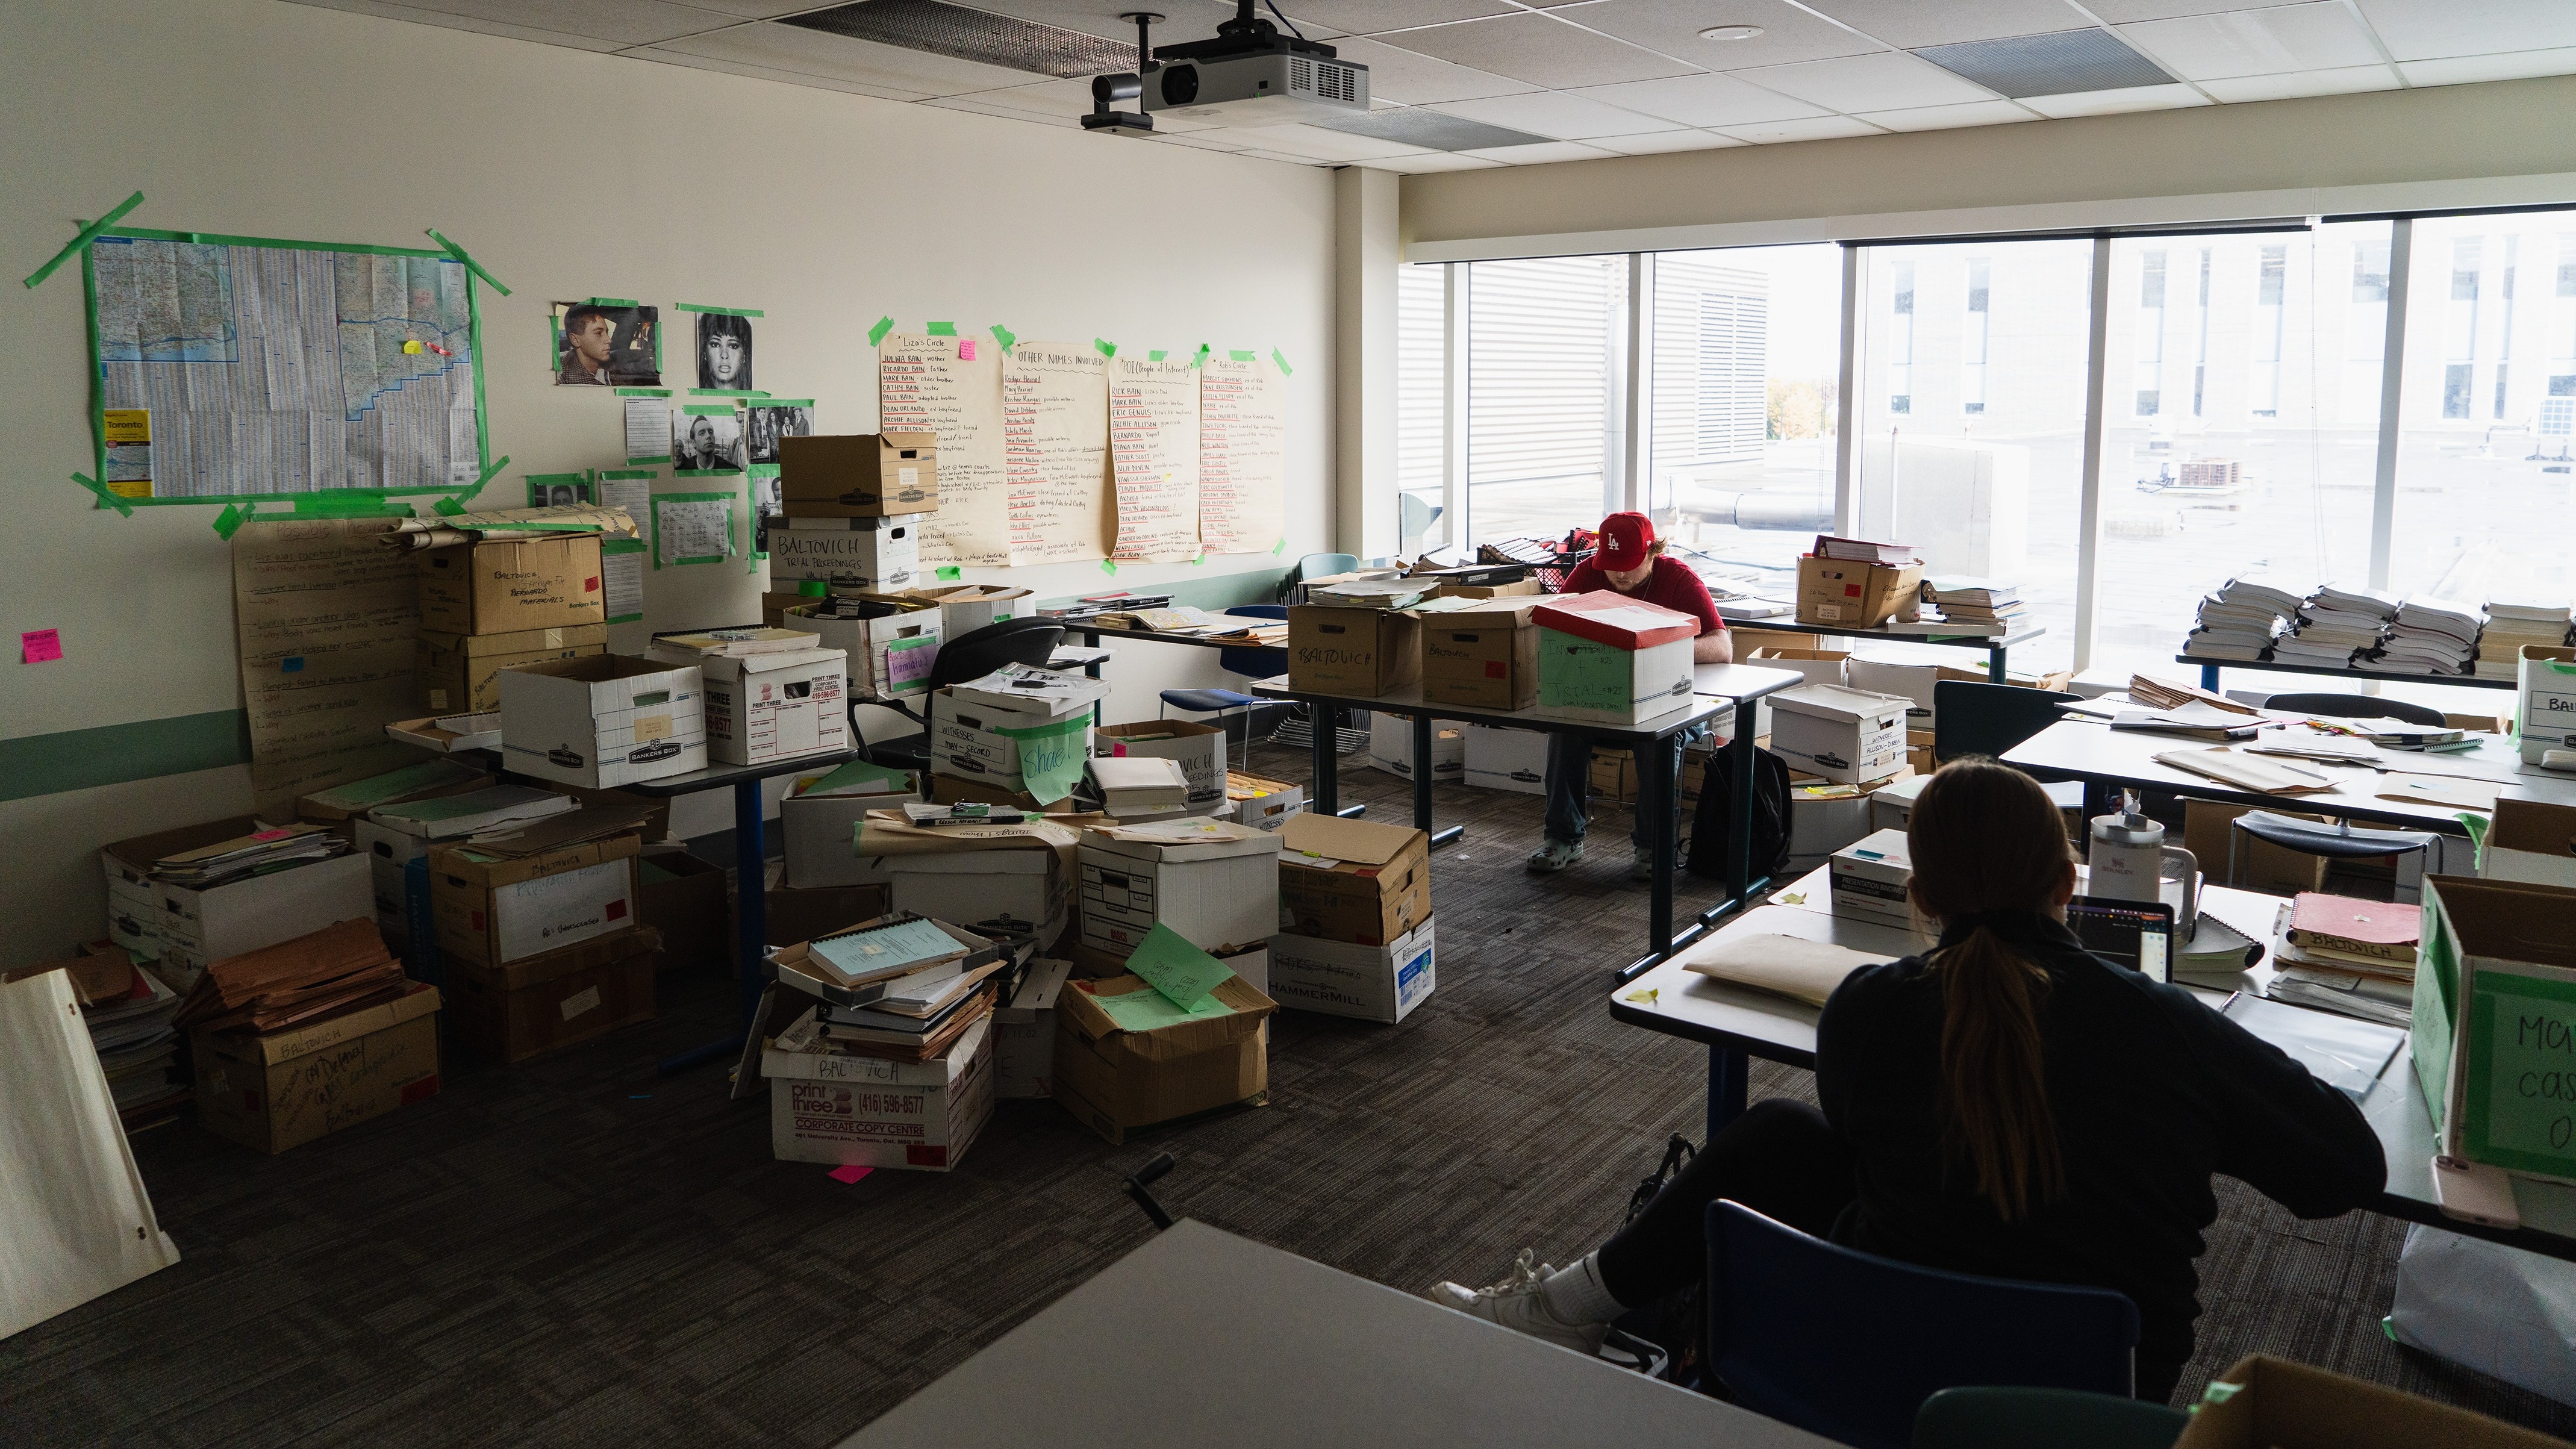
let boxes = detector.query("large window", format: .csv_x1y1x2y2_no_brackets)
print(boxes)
1465,254,1625,549
1396,261,1445,555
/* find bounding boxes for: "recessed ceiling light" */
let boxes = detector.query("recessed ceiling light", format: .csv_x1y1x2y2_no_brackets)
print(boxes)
1699,24,1764,41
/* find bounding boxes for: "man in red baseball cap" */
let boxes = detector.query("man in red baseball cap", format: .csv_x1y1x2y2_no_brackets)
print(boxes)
1530,512,1733,879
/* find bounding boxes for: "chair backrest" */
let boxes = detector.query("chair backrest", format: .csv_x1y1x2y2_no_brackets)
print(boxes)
926,618,1066,693
1932,681,2085,763
1913,1386,2188,1449
2260,691,2449,728
1219,605,1290,679
1707,1201,2139,1449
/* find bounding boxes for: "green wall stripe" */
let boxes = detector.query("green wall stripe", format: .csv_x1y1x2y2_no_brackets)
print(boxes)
1,709,250,803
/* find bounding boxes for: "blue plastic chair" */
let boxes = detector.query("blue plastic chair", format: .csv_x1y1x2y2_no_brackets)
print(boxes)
1913,1386,2188,1449
1159,608,1290,752
1706,1201,2140,1449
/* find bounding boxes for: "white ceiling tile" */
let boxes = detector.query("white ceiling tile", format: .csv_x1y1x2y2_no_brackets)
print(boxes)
1569,0,1887,71
287,0,630,51
2081,0,2266,19
1152,129,1253,151
1280,0,1518,34
1220,123,1440,161
1324,35,1541,104
2116,3,2386,81
2397,45,2576,86
1452,139,1621,163
966,0,1240,44
1370,150,1511,172
625,46,929,99
1378,11,1701,87
1802,0,2097,49
1233,149,1335,164
2195,63,2403,102
683,0,839,16
918,95,1055,122
1851,98,2041,131
1567,72,1829,126
651,20,1052,96
1427,89,1684,138
1736,50,2001,110
1713,114,1885,143
1586,128,1746,154
2017,81,2213,116
2354,0,2576,63
355,0,740,45
946,77,1100,118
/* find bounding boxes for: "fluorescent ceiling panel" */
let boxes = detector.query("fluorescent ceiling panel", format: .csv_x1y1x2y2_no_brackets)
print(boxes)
1740,50,2003,110
1804,0,2098,49
1310,108,1556,149
2118,2,2386,81
1380,10,1698,87
1913,27,2176,96
1566,71,1829,127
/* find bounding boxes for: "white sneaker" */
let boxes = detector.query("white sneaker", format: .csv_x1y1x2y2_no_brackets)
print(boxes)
1526,838,1583,873
1631,846,1656,880
1426,1248,1611,1355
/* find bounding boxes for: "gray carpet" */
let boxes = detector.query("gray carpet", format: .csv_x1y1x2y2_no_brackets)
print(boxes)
4,743,2570,1447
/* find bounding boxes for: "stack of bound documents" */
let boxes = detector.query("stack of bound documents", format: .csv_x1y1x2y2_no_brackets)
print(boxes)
2181,576,2304,661
1920,576,2026,631
2357,597,2478,677
773,915,1004,1064
2272,585,2397,668
2263,892,2415,1027
2473,599,2573,681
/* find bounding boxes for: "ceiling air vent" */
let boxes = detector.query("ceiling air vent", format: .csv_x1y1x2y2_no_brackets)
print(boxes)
1912,28,2175,99
1311,109,1550,152
784,0,1136,79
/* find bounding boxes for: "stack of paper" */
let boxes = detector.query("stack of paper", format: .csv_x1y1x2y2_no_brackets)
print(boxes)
1305,578,1432,609
2109,702,2263,741
1086,756,1191,817
2261,893,2416,1027
1921,576,2027,630
2474,599,2573,681
370,785,579,842
2181,576,2304,661
777,916,1002,1063
173,919,411,1036
2128,675,2261,715
950,664,1112,715
1812,534,1920,566
1093,605,1230,634
2272,585,2397,668
151,822,348,889
2357,596,2480,677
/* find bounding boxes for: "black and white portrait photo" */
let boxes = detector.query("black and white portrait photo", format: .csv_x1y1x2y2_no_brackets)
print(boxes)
696,312,753,392
672,408,745,472
529,479,591,507
552,301,660,387
752,470,782,554
745,401,814,466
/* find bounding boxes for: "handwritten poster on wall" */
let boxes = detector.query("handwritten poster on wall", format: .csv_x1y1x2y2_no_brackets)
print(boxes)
879,333,1008,569
1107,355,1202,562
1003,342,1112,564
1197,354,1286,555
232,519,421,817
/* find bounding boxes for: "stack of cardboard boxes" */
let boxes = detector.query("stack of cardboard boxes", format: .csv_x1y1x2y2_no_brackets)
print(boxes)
928,664,1107,809
99,818,373,994
1077,818,1282,982
413,529,608,717
770,432,946,703
1270,813,1436,1024
643,628,849,770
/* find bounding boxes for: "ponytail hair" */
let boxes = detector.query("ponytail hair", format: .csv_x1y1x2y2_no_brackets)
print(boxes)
1904,758,2076,1220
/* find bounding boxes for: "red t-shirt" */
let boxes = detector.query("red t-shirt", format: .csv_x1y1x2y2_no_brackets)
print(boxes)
1561,555,1724,636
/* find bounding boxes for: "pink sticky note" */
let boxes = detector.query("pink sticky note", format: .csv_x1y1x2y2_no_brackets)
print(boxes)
828,1164,872,1185
20,629,62,664
956,340,978,361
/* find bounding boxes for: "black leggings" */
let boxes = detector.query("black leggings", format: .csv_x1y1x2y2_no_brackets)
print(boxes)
1592,1097,2180,1404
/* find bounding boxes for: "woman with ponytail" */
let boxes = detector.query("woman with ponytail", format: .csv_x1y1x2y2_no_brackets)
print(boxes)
1431,758,2383,1403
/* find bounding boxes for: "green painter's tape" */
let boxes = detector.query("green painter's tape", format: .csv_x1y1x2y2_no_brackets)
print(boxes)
616,387,672,397
926,321,956,337
1193,343,1209,368
212,503,246,540
426,228,511,296
1101,559,1119,575
990,324,1017,352
681,404,738,415
868,316,894,346
675,303,764,316
434,496,467,516
628,455,672,466
1231,350,1256,361
1191,553,1206,566
1094,338,1116,358
1149,350,1167,361
756,399,816,409
601,469,657,481
455,453,509,506
70,473,136,519
1273,348,1293,376
1272,537,1286,555
690,388,758,398
936,566,962,581
587,297,640,308
23,190,145,290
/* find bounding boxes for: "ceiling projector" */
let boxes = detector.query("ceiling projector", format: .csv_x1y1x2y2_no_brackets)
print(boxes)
1085,3,1368,136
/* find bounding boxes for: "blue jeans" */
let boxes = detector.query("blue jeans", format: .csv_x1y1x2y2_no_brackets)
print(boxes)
1542,727,1699,849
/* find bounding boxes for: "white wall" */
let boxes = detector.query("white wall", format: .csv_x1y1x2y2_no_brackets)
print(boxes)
0,0,1338,967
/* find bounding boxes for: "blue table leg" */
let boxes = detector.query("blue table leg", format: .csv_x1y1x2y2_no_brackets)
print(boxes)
2199,663,2220,693
655,777,770,1075
1708,1046,1748,1142
1988,643,2007,685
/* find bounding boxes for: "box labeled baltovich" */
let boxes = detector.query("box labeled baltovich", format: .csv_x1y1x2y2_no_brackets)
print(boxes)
1288,605,1420,696
770,514,922,592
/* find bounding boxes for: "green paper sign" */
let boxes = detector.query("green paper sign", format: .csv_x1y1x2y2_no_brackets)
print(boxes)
1098,985,1238,1033
1537,630,1642,711
1123,923,1236,1011
2464,971,2576,1176
994,712,1091,803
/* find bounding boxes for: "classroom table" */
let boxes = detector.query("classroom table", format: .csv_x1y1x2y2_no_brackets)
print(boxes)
2000,718,2576,838
1606,868,2576,1264
1738,619,2050,684
2178,653,2516,696
1252,662,1804,971
838,1217,1834,1449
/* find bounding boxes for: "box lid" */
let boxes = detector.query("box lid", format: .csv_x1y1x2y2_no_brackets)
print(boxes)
997,956,1072,1023
1832,829,1912,870
1279,811,1426,868
1773,682,1913,726
1533,590,1700,649
687,646,847,682
1083,818,1283,864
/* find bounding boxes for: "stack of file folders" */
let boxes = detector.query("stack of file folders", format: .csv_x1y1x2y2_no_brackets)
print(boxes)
173,919,411,1036
2356,596,2478,676
2473,599,2574,680
2181,576,2303,661
2262,891,2415,1027
2271,585,2397,668
150,821,348,890
3,946,192,1126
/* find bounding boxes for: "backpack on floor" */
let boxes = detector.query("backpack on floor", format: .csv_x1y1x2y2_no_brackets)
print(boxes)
1686,737,1792,885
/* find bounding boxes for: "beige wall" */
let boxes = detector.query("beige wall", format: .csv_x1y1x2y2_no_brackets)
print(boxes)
0,0,1337,966
1403,75,2576,259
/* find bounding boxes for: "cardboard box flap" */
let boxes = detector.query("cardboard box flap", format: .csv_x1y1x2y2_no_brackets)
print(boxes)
2488,798,2576,859
466,804,656,858
1417,598,1542,629
1279,811,1426,867
879,432,937,455
1532,590,1701,649
1058,974,1275,1058
1772,682,1913,724
243,982,443,1066
2173,1354,2566,1449
2424,874,2576,971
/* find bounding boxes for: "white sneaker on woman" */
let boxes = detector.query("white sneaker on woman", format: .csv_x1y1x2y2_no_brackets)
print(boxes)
1526,838,1583,873
1426,1248,1611,1355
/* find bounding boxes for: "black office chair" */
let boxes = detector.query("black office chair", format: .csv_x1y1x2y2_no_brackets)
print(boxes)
2259,691,2448,728
853,617,1067,778
1932,681,2086,761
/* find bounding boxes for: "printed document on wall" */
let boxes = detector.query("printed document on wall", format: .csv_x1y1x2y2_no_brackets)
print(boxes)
1003,342,1111,564
1108,355,1200,562
880,333,1008,568
1198,354,1285,555
232,519,422,817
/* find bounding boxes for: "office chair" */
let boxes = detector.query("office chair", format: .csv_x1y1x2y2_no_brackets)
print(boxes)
1930,680,2088,811
1705,1201,2140,1449
1158,606,1288,756
2229,811,2437,902
1913,1386,2188,1449
853,617,1066,780
1280,551,1361,604
2257,692,2449,728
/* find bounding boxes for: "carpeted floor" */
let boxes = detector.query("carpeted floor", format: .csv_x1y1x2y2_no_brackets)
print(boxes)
4,743,2569,1447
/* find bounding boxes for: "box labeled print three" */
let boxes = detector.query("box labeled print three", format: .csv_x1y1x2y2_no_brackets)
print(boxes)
498,655,706,788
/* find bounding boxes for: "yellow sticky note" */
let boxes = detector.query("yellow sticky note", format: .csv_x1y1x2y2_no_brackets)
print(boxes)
1780,891,1807,905
402,339,425,355
1623,987,1660,1005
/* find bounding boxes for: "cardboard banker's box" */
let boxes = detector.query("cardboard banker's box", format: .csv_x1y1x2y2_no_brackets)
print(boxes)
2171,1354,2564,1449
1276,812,1430,946
779,432,938,516
429,831,641,970
1418,599,1542,711
2410,874,2576,1185
192,984,443,1154
766,1017,994,1171
1288,605,1420,696
446,927,661,1064
416,534,604,635
654,644,846,767
418,623,607,714
1796,556,1922,629
1268,918,1435,1024
769,514,921,592
499,653,706,788
1052,974,1276,1144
